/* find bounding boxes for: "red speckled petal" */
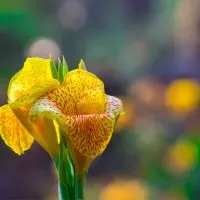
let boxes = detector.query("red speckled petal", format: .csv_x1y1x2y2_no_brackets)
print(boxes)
106,95,123,120
61,113,115,158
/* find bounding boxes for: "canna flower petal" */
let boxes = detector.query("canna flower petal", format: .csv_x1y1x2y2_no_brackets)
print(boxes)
63,68,104,91
61,69,105,112
13,105,58,156
29,95,122,162
2,57,59,156
61,113,115,158
29,97,63,121
106,95,123,120
0,105,34,155
10,79,60,108
29,97,119,158
62,113,115,174
8,57,56,103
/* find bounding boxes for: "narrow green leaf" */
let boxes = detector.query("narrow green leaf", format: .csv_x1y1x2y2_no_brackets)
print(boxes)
52,129,75,200
60,133,74,185
58,56,68,82
57,57,62,82
50,55,58,79
62,56,69,78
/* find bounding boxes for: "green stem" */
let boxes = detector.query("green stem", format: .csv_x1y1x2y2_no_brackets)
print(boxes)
75,174,86,200
58,181,70,200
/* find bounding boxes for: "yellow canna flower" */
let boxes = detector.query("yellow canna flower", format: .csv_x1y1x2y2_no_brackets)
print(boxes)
0,58,60,156
29,60,123,175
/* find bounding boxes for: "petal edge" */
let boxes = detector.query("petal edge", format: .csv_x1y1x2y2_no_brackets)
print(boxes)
0,105,34,155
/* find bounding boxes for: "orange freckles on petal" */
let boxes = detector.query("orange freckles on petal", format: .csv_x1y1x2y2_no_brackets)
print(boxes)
105,95,123,121
40,68,106,117
46,86,77,115
77,89,106,115
67,141,92,175
61,113,115,159
63,69,105,103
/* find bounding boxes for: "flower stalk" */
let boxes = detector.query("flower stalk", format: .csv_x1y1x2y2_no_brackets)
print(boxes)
75,173,86,200
58,182,70,200
54,133,86,200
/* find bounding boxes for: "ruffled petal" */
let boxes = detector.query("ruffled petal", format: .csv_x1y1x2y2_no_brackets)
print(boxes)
11,79,60,108
0,105,34,155
8,57,55,103
106,95,123,120
29,97,115,158
29,97,64,121
30,95,122,158
29,94,121,172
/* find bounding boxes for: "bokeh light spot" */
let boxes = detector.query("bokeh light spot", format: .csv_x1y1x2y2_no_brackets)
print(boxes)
58,0,87,31
99,179,149,200
26,38,61,60
166,140,198,174
165,79,200,116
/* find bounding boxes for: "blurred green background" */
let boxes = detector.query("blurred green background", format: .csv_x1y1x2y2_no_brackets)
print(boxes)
1,0,200,199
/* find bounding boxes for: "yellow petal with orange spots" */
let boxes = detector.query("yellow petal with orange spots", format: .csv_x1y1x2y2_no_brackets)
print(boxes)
77,89,106,115
29,97,64,122
45,69,106,115
30,97,115,158
11,79,60,109
61,113,115,158
8,57,55,103
0,105,34,155
46,86,77,116
29,96,121,158
62,69,105,105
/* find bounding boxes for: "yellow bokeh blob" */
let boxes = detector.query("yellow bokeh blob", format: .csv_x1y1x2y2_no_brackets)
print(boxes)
165,79,200,116
99,179,149,200
166,140,198,173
